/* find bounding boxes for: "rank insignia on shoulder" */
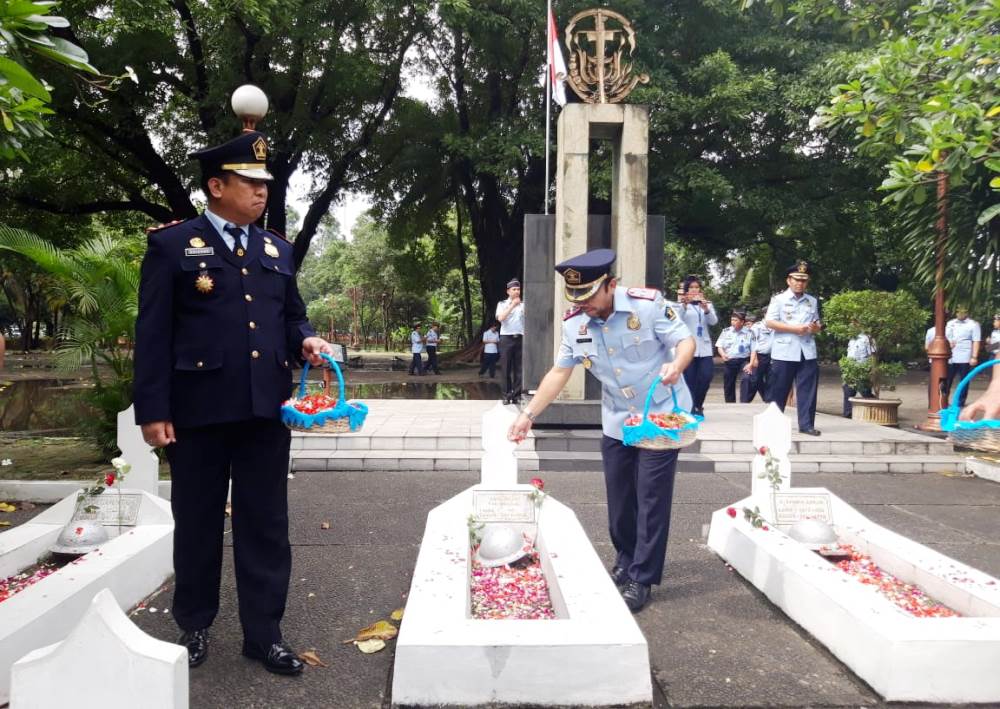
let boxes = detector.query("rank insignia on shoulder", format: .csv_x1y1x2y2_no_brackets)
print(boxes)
564,307,582,320
145,219,183,234
626,287,658,301
266,227,288,242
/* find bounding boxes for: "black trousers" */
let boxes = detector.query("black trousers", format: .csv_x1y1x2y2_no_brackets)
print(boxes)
499,334,523,399
722,358,749,403
166,418,291,649
769,355,819,431
682,355,714,411
409,352,423,374
600,436,679,586
741,353,771,403
945,362,972,407
842,383,873,417
478,351,499,377
425,346,440,374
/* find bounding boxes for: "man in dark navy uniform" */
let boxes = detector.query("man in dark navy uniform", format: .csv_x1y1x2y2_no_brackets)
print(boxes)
508,249,694,613
134,127,333,675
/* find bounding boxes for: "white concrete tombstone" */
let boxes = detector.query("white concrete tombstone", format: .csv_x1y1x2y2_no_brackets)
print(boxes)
480,401,518,488
751,404,792,503
118,405,159,496
10,588,187,709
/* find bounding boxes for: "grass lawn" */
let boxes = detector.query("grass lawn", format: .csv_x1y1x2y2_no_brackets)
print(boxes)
0,436,171,481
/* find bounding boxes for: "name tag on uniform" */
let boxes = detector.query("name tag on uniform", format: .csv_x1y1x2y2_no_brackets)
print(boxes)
185,247,215,256
576,337,593,343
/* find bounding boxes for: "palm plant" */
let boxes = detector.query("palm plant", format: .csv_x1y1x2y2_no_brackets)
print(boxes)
0,225,139,453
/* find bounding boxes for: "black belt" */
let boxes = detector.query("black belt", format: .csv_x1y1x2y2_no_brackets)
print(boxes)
501,334,523,339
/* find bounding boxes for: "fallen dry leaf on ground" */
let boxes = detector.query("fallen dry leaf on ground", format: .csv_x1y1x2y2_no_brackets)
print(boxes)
390,608,404,621
355,639,386,654
320,521,330,530
298,649,328,667
0,502,16,513
0,521,10,527
342,620,398,644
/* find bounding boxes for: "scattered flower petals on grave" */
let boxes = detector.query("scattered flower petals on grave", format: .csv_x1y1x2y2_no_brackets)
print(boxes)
832,544,959,618
0,562,58,604
470,548,555,620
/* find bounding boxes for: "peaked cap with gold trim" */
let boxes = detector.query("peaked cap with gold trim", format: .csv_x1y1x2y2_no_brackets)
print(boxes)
189,130,273,181
785,260,812,278
555,248,616,303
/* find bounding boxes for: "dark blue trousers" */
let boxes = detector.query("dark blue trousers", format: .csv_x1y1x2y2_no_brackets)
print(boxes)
409,352,423,374
683,355,715,411
722,358,749,403
741,353,771,403
166,418,291,650
600,436,679,586
769,355,818,431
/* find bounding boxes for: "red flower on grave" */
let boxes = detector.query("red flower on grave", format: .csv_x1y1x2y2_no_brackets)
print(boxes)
104,472,116,487
758,446,768,455
762,525,769,531
75,527,84,536
726,507,737,518
530,478,545,491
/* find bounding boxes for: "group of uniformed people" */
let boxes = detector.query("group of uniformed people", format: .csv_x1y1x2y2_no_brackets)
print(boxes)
408,322,442,375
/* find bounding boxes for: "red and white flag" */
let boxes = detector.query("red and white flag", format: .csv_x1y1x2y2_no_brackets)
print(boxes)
547,7,567,106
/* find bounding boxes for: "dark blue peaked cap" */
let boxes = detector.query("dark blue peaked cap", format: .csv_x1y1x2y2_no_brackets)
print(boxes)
188,130,273,181
555,248,616,303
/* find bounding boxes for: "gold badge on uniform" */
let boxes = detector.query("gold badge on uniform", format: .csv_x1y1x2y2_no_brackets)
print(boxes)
236,247,245,257
195,273,214,294
627,313,641,330
264,243,280,258
583,356,592,369
189,236,205,248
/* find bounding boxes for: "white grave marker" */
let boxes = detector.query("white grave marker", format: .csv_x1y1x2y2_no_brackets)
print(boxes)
479,401,518,488
10,588,187,709
751,404,792,509
120,405,159,496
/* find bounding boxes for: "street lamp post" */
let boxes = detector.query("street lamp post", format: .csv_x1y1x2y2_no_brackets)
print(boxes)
919,169,951,431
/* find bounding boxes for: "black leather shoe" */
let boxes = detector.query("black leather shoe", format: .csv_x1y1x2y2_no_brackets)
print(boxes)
621,581,651,613
178,628,209,668
800,428,822,436
242,640,304,675
610,565,629,586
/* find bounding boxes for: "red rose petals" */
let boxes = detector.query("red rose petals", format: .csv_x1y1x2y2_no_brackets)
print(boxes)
0,562,58,604
470,546,555,620
285,393,339,415
624,412,690,429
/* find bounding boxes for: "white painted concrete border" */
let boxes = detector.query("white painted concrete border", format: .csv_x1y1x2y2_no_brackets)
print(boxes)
0,490,174,705
392,484,651,707
0,479,173,503
966,456,1000,485
707,488,1000,703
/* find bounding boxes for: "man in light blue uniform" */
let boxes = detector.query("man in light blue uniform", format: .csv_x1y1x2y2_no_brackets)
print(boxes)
765,261,822,435
742,312,773,402
425,323,441,374
842,330,875,417
408,321,424,375
508,249,695,613
677,275,717,417
945,306,981,407
715,310,752,403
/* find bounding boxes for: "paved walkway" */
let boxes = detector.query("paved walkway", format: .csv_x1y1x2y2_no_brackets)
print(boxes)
128,462,1000,708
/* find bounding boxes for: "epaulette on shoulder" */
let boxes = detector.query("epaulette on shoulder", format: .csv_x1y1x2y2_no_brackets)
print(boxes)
145,219,184,235
267,227,289,242
627,287,659,301
564,307,583,321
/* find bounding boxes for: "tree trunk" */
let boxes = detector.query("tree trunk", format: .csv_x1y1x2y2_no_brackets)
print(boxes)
455,194,474,345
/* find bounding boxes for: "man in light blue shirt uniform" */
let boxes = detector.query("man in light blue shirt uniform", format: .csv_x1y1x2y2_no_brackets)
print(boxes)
677,275,717,417
424,323,441,375
409,321,424,375
944,306,981,407
715,310,752,403
842,331,875,417
508,249,694,614
742,311,773,402
765,261,823,435
496,278,525,404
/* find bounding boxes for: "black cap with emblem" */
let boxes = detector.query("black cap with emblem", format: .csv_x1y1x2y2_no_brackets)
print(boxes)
555,248,616,303
188,130,274,181
786,260,812,279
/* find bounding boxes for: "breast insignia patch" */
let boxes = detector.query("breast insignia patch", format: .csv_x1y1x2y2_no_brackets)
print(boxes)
564,307,582,321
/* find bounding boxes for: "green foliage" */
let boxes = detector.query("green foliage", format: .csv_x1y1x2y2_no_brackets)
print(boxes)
824,289,926,396
0,0,97,160
0,225,139,453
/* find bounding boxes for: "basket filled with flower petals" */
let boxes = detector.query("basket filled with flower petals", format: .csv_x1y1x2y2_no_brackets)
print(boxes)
281,352,368,433
622,381,701,450
939,359,1000,453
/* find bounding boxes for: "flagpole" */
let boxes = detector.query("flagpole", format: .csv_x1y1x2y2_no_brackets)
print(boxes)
544,0,552,216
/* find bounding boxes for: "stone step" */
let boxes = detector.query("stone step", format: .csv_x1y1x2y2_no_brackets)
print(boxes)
292,433,536,452
291,449,540,473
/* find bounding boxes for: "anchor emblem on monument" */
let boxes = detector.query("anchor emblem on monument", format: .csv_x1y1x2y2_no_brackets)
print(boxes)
564,8,649,104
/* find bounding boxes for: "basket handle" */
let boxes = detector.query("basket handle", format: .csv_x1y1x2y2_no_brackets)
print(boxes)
296,352,347,405
940,358,1000,429
641,376,681,421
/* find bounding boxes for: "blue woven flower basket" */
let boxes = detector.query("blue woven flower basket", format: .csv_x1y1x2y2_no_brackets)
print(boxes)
939,359,1000,453
622,380,702,450
281,352,368,433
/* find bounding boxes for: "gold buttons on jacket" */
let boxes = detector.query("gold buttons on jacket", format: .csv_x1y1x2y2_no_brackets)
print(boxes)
251,350,260,359
196,361,204,368
249,321,257,329
245,294,253,302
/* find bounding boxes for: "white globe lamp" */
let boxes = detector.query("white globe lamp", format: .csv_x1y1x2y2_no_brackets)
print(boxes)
231,84,268,131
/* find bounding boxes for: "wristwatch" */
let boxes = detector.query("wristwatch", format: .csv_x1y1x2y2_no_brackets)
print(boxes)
522,410,537,422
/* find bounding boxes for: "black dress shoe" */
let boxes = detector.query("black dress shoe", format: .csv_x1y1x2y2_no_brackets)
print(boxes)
178,628,209,668
242,640,304,675
610,565,629,586
621,580,651,613
800,428,822,436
